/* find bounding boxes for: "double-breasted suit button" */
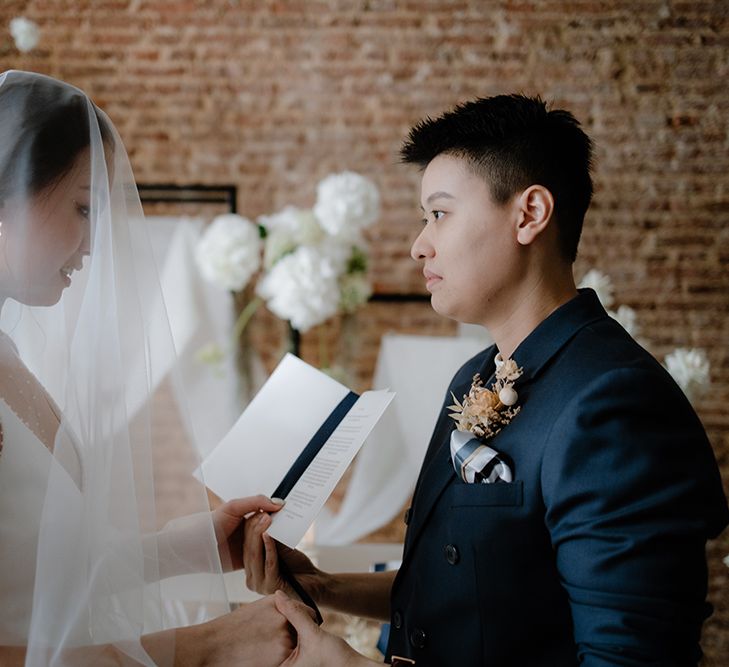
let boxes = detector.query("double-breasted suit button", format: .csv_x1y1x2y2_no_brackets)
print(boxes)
403,507,411,525
444,543,460,565
393,610,403,629
409,628,426,649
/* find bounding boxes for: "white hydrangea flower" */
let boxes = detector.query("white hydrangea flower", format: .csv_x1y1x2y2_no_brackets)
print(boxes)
195,214,262,291
339,272,372,313
260,207,324,269
723,554,729,568
259,206,322,240
313,171,380,237
664,348,710,403
258,205,302,233
256,245,341,332
609,305,639,337
262,229,297,270
318,236,357,275
10,17,40,53
579,269,615,309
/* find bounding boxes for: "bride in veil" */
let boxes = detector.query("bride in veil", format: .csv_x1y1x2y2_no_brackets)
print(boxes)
0,70,292,666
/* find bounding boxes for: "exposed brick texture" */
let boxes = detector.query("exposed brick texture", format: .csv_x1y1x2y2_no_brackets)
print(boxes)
2,1,727,661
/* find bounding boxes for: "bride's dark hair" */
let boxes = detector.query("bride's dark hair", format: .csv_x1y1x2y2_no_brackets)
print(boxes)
0,72,114,200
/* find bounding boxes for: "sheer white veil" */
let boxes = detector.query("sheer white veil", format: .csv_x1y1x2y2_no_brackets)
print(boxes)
0,70,228,665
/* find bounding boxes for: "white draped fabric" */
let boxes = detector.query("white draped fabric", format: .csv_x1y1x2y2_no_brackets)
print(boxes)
147,216,265,457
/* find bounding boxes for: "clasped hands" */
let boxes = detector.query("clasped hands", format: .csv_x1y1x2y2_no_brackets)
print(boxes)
236,498,378,667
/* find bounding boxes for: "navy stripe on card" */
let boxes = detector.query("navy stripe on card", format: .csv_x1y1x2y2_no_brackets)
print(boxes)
268,389,358,627
271,390,359,500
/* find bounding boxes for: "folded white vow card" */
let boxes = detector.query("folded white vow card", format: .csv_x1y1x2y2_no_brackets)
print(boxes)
200,353,395,548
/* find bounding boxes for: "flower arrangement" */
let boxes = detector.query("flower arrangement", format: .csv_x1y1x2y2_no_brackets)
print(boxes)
195,171,378,338
448,355,523,440
578,270,711,403
9,17,40,53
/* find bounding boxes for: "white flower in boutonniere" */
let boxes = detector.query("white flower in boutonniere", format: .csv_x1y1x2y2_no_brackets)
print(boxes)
448,355,523,440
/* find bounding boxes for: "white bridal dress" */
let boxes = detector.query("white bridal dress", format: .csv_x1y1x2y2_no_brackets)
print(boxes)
0,70,229,665
0,397,78,646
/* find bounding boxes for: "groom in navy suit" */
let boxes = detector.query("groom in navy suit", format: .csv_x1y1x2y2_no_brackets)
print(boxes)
244,95,729,666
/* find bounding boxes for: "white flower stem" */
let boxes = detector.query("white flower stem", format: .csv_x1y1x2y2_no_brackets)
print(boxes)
231,297,262,342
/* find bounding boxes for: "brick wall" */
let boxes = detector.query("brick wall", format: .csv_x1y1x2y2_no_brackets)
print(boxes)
2,0,727,660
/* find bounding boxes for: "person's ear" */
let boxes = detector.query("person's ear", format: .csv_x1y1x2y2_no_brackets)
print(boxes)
516,185,554,246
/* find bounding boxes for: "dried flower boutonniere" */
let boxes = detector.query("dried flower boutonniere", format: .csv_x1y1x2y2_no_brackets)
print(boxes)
448,355,523,440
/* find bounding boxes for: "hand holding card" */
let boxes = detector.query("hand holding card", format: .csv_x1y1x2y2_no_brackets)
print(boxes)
200,353,395,549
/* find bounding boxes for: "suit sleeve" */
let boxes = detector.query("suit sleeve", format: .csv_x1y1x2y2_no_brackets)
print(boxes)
541,367,728,666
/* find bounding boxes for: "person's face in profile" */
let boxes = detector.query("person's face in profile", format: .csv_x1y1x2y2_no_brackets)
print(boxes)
0,148,91,306
411,153,522,327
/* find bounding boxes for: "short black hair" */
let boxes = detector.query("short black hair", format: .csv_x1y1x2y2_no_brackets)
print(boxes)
400,95,593,262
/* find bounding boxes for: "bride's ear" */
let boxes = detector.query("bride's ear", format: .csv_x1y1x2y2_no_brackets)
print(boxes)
515,185,554,246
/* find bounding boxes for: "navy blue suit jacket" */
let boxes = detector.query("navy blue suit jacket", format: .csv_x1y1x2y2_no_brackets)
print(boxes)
386,290,728,666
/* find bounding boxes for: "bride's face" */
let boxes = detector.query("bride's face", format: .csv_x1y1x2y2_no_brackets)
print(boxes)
1,148,92,307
